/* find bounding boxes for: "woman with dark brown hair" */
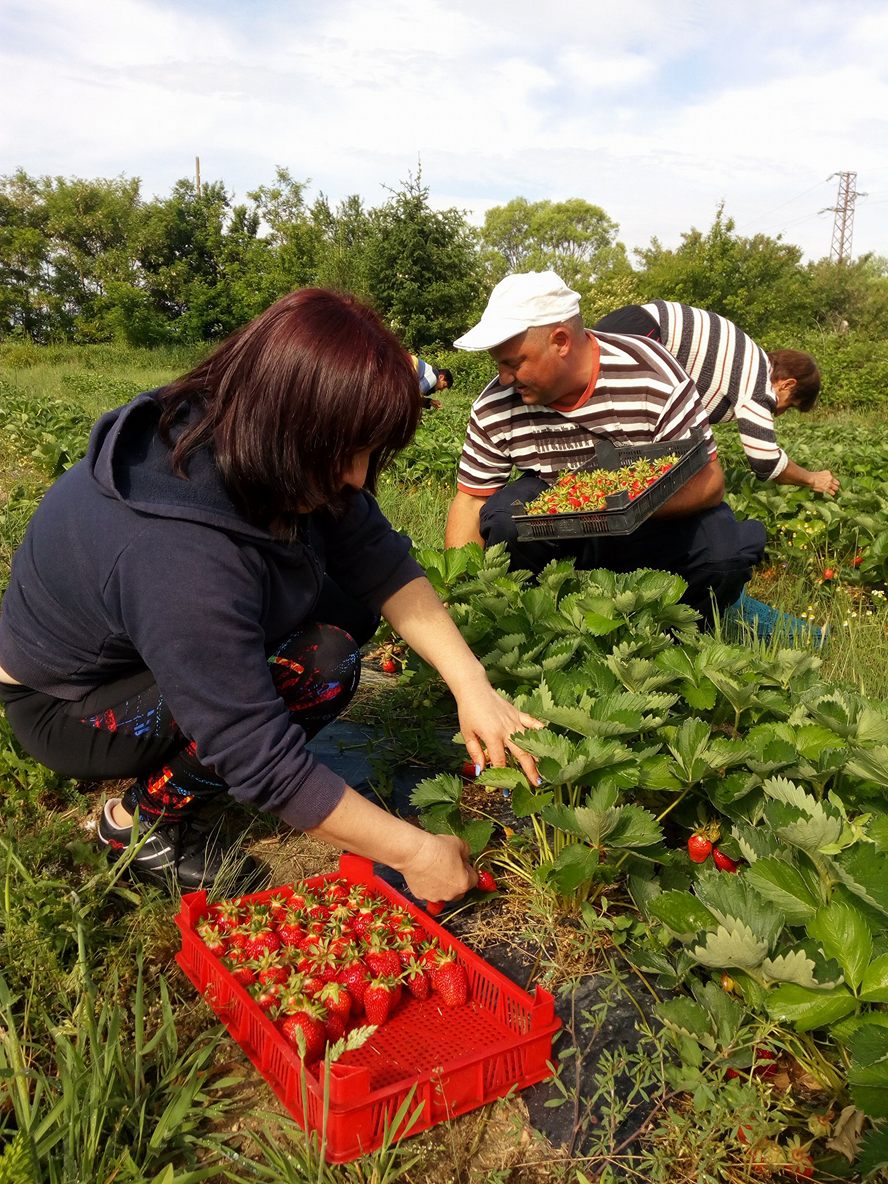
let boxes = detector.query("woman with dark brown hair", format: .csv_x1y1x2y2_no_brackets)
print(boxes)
0,289,541,897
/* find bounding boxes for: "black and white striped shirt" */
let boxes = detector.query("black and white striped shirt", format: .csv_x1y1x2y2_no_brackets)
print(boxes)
456,331,716,496
642,301,787,480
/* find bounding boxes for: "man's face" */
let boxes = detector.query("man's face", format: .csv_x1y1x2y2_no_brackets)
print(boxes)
490,328,565,406
434,372,449,391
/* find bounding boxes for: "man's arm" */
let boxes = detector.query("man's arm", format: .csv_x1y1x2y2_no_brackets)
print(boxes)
445,489,485,548
652,457,725,518
773,458,839,495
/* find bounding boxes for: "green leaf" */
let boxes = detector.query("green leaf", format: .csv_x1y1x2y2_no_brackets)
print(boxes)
857,1125,888,1176
744,857,822,923
409,773,462,809
808,903,873,991
766,984,858,1032
691,980,745,1046
846,746,888,789
868,815,888,854
461,820,494,857
605,804,664,849
690,923,770,970
836,846,888,918
848,1061,888,1119
693,868,785,946
647,890,717,938
761,947,822,988
860,953,888,1003
547,843,599,894
511,783,554,818
654,998,716,1051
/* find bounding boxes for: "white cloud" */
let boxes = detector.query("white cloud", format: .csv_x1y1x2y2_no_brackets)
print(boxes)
0,0,885,259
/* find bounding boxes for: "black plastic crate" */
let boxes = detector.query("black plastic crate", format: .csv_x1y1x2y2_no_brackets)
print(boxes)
512,430,710,540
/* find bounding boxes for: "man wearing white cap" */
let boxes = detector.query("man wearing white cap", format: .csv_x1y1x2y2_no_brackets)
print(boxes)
444,271,766,623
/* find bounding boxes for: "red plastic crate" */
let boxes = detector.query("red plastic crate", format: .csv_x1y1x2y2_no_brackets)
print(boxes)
174,853,561,1163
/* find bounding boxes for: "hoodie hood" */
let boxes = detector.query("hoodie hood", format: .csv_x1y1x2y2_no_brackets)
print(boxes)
88,392,275,544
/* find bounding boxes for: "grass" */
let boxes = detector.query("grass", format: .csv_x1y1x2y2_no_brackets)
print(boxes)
3,346,888,1181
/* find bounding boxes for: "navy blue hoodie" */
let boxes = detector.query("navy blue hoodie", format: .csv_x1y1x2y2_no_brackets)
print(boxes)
0,393,424,828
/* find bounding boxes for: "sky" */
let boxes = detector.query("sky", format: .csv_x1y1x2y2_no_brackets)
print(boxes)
3,0,887,264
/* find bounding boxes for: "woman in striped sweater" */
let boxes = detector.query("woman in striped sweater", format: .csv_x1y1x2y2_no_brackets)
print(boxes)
593,302,838,496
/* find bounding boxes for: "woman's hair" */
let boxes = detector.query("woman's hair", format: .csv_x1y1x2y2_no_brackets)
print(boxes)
767,349,821,411
157,288,421,532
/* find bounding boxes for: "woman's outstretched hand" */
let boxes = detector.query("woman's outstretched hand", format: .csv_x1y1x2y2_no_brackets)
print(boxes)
455,678,544,786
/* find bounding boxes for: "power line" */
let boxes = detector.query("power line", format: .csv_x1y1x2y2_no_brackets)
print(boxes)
737,178,831,232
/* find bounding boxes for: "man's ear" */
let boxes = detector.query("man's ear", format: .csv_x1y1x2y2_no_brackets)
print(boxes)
549,325,572,355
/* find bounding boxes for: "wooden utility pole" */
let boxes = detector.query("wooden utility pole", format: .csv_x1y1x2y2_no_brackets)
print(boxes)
821,172,866,262
195,156,202,198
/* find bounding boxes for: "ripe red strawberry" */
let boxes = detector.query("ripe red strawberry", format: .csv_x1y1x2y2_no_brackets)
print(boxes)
223,956,256,987
351,904,379,939
712,846,739,873
822,567,835,581
853,553,863,568
403,957,431,1000
280,1002,327,1063
197,919,228,957
266,891,290,918
323,1011,346,1044
687,832,712,863
417,940,441,970
431,952,468,1007
253,951,288,986
338,959,369,1012
364,939,402,979
460,759,477,781
211,899,244,932
323,878,350,903
476,869,497,892
318,981,352,1024
363,976,398,1026
381,658,398,674
250,979,282,1012
238,919,282,961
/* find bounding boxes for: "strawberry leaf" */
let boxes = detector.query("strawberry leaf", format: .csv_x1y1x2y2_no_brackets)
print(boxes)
766,984,857,1031
744,856,824,923
860,953,888,1003
654,998,717,1050
647,891,717,938
691,922,770,970
807,902,873,991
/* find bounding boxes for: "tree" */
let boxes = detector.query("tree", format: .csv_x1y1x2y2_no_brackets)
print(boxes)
804,255,888,337
635,205,811,339
0,170,51,340
481,197,629,291
310,193,373,298
362,170,483,352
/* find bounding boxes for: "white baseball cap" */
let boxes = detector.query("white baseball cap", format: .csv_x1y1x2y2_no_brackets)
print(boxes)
454,270,582,351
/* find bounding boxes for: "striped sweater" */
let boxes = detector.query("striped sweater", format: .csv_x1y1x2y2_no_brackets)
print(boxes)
456,331,716,496
642,300,787,480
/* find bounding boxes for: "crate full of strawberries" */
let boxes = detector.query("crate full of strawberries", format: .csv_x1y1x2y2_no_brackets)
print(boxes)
512,429,710,540
175,853,560,1163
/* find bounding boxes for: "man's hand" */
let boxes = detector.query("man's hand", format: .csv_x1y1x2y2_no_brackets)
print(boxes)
808,469,839,495
445,489,485,548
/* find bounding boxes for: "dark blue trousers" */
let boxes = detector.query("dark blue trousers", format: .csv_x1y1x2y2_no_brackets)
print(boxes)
480,474,766,626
